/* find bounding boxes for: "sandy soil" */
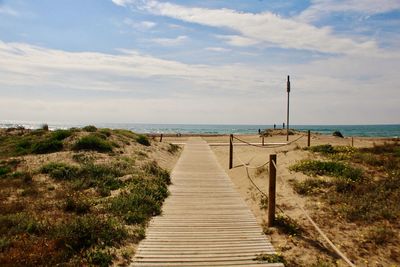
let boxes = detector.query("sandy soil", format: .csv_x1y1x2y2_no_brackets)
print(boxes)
176,133,397,267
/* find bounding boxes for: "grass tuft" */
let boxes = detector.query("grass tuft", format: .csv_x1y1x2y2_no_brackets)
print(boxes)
274,213,302,236
31,139,63,154
41,162,80,180
51,129,73,141
63,195,91,214
73,134,113,153
82,125,97,132
136,135,150,146
290,160,363,182
255,253,285,264
53,215,127,253
291,178,331,195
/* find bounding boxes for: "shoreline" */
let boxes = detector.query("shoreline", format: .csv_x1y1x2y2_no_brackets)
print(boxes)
1,122,399,138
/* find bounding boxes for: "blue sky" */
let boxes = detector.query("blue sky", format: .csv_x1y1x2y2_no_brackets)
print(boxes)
0,0,399,125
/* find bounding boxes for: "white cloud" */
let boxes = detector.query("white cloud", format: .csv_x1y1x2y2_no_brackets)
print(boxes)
298,0,400,22
151,35,187,46
0,40,399,124
0,5,19,16
0,40,274,94
124,18,157,30
205,47,231,52
124,0,379,55
111,0,134,7
215,35,260,47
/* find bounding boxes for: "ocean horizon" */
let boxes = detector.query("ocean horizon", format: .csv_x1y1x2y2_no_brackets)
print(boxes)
1,120,399,138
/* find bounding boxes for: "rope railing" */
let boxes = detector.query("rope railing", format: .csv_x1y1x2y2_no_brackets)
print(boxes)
235,153,270,170
232,134,305,149
229,133,306,169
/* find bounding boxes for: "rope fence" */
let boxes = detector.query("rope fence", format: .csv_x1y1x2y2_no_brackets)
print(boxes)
229,133,308,169
230,132,356,266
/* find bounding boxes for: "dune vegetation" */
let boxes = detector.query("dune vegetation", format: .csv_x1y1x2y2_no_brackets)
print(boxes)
0,126,180,266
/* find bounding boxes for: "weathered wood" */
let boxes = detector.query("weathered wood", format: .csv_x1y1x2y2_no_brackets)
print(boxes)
308,130,311,147
229,134,233,169
268,154,277,227
160,133,163,142
131,138,282,267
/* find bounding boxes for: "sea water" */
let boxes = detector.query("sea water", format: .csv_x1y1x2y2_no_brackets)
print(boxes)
0,121,399,137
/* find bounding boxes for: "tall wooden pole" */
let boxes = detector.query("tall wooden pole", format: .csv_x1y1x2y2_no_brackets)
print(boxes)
307,130,311,147
268,154,277,227
229,134,233,169
286,75,290,142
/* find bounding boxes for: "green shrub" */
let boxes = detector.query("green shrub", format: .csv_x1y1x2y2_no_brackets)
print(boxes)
292,178,331,195
113,129,136,139
275,213,302,236
73,135,113,152
306,144,335,154
86,249,113,267
32,139,63,154
136,135,150,146
290,160,363,182
110,169,170,224
110,189,162,224
72,153,94,164
255,253,285,264
0,212,44,235
63,196,91,214
51,129,73,141
14,139,33,155
41,162,80,180
0,166,11,177
143,161,170,185
54,215,127,252
82,125,97,132
99,129,112,137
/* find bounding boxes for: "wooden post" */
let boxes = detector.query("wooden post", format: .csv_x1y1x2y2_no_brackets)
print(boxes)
307,130,311,147
268,154,277,227
262,136,265,146
286,75,290,142
229,134,233,169
351,137,354,147
160,134,163,142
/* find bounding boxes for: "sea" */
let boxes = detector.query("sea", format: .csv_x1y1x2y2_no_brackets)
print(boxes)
0,121,399,138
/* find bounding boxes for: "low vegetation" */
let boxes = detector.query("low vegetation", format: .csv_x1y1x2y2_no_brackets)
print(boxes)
292,143,400,223
73,134,113,152
255,253,286,264
0,126,180,266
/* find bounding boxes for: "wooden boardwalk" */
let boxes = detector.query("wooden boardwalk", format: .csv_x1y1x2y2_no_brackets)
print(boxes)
131,138,283,267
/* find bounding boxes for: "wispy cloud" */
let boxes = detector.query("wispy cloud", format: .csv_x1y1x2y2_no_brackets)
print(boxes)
298,0,400,22
124,18,157,30
111,0,134,7
0,5,19,16
0,40,274,94
216,35,260,47
151,35,187,46
116,0,382,55
205,47,231,52
1,39,399,123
